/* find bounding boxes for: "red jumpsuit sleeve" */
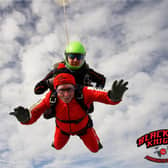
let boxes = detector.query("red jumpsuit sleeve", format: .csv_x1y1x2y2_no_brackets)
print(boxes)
83,86,121,105
23,92,51,125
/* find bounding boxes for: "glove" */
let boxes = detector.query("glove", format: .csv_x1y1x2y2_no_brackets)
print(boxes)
34,80,49,94
108,79,128,102
9,106,30,123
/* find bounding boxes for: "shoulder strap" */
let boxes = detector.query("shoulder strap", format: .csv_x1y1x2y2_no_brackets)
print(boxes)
53,61,65,69
43,91,57,119
53,61,72,76
83,62,90,69
75,86,93,113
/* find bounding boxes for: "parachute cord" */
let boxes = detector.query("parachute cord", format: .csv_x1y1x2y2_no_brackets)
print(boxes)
63,0,70,45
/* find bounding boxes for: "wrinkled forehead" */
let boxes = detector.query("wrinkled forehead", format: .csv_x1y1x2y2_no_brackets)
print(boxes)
57,84,75,90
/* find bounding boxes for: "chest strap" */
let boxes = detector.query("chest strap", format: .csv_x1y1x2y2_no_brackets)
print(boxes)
56,115,93,136
56,114,87,124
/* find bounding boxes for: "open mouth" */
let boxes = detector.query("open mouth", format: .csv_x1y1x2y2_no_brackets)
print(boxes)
63,97,71,102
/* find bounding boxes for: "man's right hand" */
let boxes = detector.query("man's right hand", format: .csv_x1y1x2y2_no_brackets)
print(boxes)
10,106,30,123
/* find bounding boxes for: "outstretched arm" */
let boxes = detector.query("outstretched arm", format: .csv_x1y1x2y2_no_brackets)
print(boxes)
34,61,65,94
84,79,128,105
34,69,55,94
10,92,51,124
88,68,106,88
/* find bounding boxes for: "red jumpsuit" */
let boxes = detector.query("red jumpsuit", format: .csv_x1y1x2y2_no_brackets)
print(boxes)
23,87,120,153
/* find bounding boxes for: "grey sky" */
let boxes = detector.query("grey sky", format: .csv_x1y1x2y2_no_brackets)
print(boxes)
0,0,168,168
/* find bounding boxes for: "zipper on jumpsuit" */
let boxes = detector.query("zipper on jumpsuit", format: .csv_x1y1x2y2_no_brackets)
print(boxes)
67,103,72,134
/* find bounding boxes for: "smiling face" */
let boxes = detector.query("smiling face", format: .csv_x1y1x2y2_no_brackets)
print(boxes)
65,52,85,70
56,84,75,103
67,56,83,67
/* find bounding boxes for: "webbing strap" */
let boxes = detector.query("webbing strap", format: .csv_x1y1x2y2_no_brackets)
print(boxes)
56,114,87,124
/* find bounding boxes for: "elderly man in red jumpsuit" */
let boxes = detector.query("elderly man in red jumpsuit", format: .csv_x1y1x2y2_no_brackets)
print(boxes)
10,73,128,153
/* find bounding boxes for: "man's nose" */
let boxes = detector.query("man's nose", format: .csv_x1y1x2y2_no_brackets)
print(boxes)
63,91,70,96
73,57,78,61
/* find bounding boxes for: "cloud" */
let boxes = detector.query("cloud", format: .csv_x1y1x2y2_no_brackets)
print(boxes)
0,0,168,168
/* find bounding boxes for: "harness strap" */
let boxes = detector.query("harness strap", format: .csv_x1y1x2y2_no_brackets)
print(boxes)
75,86,93,113
56,113,87,124
56,115,93,136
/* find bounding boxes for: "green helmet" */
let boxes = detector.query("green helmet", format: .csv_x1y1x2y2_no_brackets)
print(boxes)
64,41,86,70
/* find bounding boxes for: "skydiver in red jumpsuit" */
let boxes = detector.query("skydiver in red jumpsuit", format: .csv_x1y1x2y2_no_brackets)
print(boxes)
10,73,128,153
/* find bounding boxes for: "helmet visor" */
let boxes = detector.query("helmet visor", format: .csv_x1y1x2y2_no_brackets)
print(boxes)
66,53,84,60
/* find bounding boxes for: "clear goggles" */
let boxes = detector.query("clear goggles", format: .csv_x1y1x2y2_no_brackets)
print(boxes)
56,86,75,95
